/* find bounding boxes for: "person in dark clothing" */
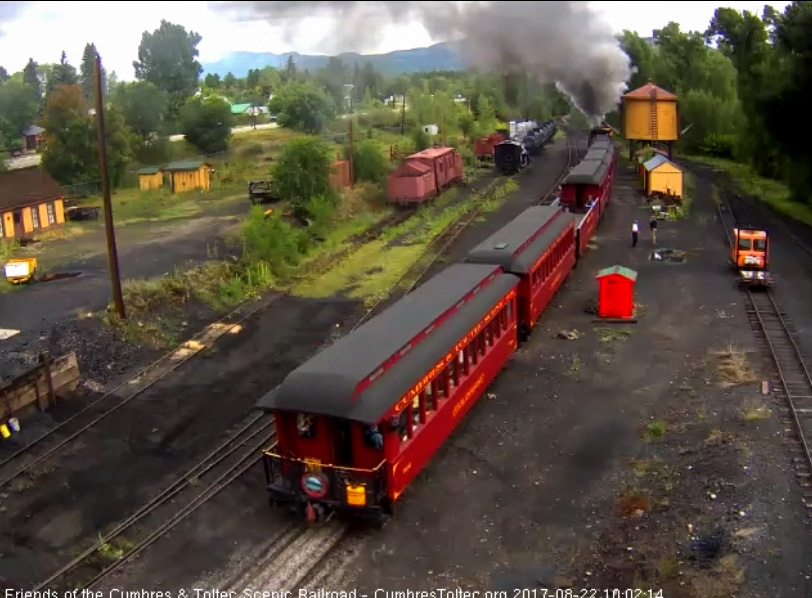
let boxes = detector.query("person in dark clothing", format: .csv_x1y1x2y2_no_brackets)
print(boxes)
650,214,658,245
632,221,639,247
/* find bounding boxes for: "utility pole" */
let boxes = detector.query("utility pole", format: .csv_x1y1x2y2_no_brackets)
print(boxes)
348,118,354,187
400,81,407,136
441,114,446,146
94,54,125,320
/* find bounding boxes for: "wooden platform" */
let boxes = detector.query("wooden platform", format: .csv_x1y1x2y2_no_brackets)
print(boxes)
0,352,80,419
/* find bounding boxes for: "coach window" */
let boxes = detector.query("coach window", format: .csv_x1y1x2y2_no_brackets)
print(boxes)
440,367,450,398
412,396,422,426
450,359,459,387
297,413,314,438
425,382,435,411
418,389,429,420
459,349,468,376
396,410,410,441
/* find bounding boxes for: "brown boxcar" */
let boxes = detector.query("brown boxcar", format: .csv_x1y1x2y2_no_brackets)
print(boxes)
387,146,463,205
474,133,506,160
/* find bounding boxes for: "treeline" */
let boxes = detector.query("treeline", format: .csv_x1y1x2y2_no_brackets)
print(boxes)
0,18,571,188
617,1,812,203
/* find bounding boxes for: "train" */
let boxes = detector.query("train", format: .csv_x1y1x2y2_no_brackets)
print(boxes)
494,120,557,175
257,136,616,527
386,146,464,206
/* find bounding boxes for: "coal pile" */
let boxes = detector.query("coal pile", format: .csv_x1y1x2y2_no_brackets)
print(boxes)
0,318,154,386
44,318,152,384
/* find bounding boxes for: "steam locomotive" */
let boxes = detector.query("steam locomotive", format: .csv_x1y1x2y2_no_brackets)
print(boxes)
493,120,557,175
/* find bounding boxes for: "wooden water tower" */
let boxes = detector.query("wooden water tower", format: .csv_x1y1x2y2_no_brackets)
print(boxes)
621,82,679,160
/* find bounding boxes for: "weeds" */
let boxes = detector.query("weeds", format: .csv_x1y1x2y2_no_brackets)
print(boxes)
740,398,771,422
644,420,667,442
712,342,757,386
595,327,634,343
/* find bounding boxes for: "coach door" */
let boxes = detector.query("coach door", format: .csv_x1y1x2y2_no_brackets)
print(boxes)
332,420,354,466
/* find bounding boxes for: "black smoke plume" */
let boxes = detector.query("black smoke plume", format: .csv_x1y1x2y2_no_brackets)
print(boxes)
208,1,631,119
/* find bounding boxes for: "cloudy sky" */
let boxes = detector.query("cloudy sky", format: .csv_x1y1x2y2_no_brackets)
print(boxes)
0,1,790,79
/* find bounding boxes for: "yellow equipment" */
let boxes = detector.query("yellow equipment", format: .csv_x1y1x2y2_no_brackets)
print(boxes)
3,257,37,284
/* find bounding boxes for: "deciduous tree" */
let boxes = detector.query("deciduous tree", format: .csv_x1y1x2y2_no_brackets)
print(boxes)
134,20,202,118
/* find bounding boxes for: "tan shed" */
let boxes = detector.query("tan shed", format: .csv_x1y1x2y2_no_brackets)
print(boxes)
163,160,213,194
642,154,684,198
137,166,164,191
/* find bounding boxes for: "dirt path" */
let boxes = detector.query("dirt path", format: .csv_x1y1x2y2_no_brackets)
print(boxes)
321,161,812,596
0,197,248,381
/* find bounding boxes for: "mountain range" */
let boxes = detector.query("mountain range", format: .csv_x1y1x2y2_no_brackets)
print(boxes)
200,41,466,78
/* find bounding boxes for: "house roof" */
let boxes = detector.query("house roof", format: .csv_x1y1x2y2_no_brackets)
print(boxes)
0,166,64,211
22,125,45,136
643,154,682,172
137,166,162,175
163,160,212,172
230,103,252,114
623,82,678,100
596,265,638,281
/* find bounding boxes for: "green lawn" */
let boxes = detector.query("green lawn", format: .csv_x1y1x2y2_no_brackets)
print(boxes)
684,154,812,228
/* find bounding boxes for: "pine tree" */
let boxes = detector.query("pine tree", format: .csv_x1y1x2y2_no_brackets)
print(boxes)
80,43,105,101
22,58,41,100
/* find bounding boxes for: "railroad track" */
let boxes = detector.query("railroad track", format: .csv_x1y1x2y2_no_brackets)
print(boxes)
35,412,273,591
29,143,576,592
538,130,581,206
716,188,812,511
0,207,416,493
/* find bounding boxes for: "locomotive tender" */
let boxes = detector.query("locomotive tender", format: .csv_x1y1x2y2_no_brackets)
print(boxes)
257,137,617,527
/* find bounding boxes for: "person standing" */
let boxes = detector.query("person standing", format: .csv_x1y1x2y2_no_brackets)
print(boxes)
632,221,639,247
650,214,658,245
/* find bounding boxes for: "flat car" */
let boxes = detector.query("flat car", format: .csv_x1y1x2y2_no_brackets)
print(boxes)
256,263,520,526
465,206,576,340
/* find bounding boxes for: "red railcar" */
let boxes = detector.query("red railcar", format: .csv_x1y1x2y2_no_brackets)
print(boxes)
257,263,519,526
465,206,576,340
474,132,506,160
257,135,619,528
387,146,464,205
572,205,599,260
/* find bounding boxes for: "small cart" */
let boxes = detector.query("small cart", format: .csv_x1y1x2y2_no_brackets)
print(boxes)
3,257,38,284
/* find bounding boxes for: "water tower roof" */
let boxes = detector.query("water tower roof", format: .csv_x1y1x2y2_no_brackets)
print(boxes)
623,82,678,100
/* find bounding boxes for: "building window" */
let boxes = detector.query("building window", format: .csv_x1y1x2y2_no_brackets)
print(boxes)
46,202,56,225
30,206,40,229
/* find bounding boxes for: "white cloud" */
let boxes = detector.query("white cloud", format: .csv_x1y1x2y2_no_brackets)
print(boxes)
0,1,790,80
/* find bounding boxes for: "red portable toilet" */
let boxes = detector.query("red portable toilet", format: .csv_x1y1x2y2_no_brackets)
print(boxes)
596,265,637,319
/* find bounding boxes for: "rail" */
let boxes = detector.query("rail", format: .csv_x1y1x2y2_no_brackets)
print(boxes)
716,189,812,497
538,130,581,206
0,208,416,492
28,130,583,591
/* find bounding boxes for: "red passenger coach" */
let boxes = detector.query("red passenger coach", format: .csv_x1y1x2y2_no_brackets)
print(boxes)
256,263,519,526
465,206,576,340
560,141,616,258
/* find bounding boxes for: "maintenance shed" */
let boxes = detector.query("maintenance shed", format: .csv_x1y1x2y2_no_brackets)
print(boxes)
642,154,684,198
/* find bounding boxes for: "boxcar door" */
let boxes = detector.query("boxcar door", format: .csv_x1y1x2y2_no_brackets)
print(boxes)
332,420,354,466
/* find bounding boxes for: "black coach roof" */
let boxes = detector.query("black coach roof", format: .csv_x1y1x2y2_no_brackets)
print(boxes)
465,206,571,274
562,158,608,186
256,263,517,424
